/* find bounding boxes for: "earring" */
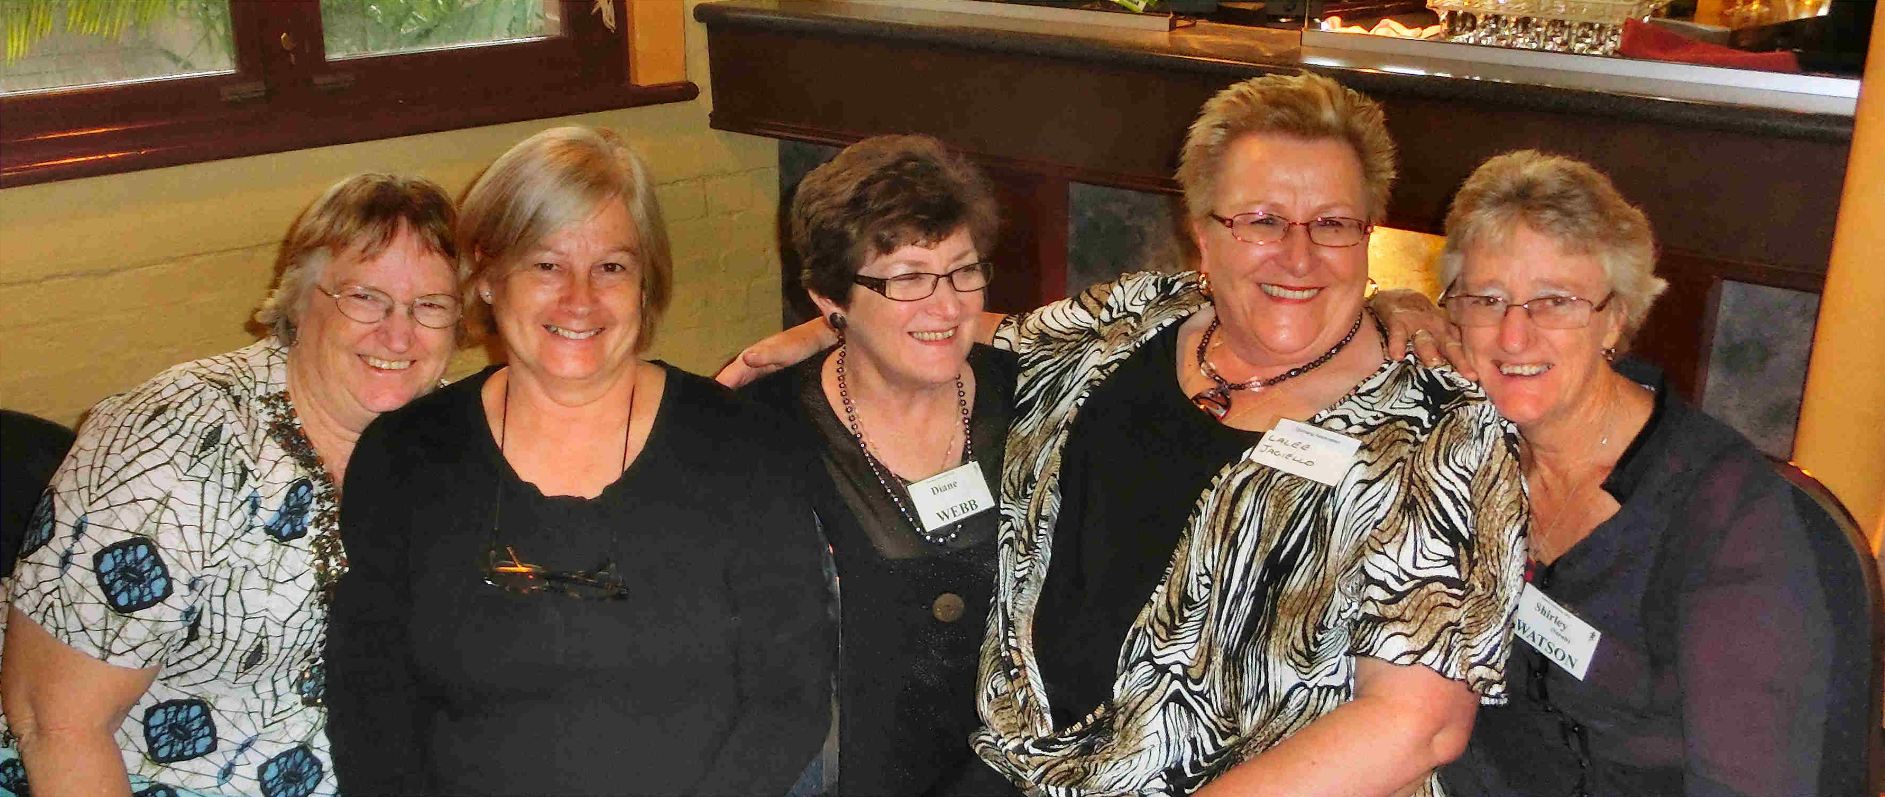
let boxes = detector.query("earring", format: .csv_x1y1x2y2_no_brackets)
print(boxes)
827,311,847,331
1365,277,1379,299
479,289,493,303
1602,346,1618,361
1198,272,1213,300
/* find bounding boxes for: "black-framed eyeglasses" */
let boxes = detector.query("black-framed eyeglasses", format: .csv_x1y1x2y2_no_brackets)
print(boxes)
1207,212,1373,248
852,261,994,302
1441,290,1615,330
317,284,462,329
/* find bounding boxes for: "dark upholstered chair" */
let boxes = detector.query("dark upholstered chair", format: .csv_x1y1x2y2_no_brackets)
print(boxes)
1770,457,1882,796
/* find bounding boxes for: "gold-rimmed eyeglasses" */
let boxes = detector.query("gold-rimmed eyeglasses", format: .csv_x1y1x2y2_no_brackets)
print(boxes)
1207,212,1373,248
318,284,462,329
1442,291,1615,330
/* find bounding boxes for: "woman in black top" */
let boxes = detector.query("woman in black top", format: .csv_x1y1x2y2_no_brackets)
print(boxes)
325,126,831,796
1435,151,1861,796
742,135,1015,796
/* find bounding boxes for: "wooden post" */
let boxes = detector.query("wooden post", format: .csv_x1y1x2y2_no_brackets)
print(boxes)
626,1,687,86
1794,9,1885,545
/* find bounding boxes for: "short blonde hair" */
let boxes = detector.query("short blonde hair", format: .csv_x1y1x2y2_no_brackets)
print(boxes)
1440,150,1666,341
458,126,673,351
255,173,459,344
1177,72,1397,222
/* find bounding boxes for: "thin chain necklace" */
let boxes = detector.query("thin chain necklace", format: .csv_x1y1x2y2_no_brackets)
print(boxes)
1522,389,1626,565
1190,311,1365,419
835,345,973,546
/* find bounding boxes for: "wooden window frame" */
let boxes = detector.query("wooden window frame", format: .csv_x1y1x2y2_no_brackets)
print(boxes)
0,0,696,188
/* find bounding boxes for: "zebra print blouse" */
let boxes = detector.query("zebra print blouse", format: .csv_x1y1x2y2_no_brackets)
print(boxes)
971,271,1529,796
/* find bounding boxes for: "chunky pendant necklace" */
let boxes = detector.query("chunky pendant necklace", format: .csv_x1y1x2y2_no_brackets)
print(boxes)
1190,311,1365,419
836,344,973,546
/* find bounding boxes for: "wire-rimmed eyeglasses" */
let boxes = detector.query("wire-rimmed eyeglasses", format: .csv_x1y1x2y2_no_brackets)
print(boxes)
482,543,631,600
318,284,462,329
852,261,994,302
1207,212,1373,248
1442,291,1615,330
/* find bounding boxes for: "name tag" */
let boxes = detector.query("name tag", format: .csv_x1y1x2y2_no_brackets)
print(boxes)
908,462,995,534
1251,418,1360,486
1513,583,1601,680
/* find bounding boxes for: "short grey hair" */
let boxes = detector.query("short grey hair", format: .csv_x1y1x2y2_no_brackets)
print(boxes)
1440,150,1667,343
457,126,673,351
255,173,460,343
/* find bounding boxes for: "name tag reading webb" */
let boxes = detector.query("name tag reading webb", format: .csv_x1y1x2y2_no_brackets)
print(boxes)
1513,583,1601,680
908,462,995,534
1252,419,1360,486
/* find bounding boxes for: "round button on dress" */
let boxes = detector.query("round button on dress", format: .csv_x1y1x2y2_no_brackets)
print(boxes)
931,592,966,623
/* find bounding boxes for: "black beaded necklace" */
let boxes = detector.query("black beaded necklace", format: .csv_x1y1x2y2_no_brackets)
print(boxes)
835,344,974,546
1189,311,1366,420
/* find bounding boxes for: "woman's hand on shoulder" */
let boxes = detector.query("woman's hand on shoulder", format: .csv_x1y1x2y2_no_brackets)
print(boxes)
1370,289,1475,380
714,318,839,388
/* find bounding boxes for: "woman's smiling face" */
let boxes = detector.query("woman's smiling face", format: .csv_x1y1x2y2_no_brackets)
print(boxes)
483,199,645,395
1190,132,1373,365
814,226,985,391
1455,224,1625,433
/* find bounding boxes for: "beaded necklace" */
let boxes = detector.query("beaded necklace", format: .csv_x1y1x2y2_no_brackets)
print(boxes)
1189,311,1365,419
835,345,973,546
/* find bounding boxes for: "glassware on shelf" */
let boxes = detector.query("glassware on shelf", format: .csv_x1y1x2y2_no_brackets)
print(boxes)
1427,0,1671,54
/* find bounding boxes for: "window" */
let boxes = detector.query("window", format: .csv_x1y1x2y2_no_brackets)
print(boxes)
0,1,694,187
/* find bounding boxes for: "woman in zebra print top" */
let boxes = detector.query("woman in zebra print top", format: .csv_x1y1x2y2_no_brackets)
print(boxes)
962,74,1528,796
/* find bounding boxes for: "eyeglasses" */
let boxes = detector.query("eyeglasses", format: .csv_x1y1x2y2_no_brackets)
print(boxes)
852,261,994,302
1207,212,1373,248
481,479,630,601
318,284,462,329
1441,291,1615,330
482,543,631,600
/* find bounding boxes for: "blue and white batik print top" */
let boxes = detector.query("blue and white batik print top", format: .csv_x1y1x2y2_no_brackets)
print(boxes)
4,338,342,797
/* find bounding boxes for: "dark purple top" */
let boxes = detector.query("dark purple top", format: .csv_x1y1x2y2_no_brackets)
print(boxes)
1442,359,1868,797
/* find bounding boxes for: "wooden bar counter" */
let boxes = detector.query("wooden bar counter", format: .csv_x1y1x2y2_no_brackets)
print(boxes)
697,0,1857,402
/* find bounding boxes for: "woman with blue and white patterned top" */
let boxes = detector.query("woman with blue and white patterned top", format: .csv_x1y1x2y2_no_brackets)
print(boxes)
1,173,464,797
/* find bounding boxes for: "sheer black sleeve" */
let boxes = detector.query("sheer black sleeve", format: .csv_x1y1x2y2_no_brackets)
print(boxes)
1669,453,1836,797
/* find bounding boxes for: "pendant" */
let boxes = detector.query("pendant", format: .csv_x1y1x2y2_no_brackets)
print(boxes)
1190,387,1232,419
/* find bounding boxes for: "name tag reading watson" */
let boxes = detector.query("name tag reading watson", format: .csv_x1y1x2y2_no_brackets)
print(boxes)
908,462,995,534
1252,419,1361,486
1513,584,1602,680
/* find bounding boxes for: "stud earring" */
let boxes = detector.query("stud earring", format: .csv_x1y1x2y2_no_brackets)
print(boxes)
1602,346,1618,361
1198,273,1213,300
479,290,493,303
827,311,847,331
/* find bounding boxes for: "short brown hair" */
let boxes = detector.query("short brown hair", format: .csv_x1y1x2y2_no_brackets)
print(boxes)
255,173,460,343
1177,72,1397,222
792,135,998,305
1440,150,1666,342
458,126,673,351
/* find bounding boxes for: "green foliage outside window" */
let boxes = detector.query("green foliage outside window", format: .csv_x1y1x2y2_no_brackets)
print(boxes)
2,0,551,67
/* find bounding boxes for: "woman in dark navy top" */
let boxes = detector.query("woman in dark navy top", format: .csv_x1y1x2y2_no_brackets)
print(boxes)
1436,151,1861,797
